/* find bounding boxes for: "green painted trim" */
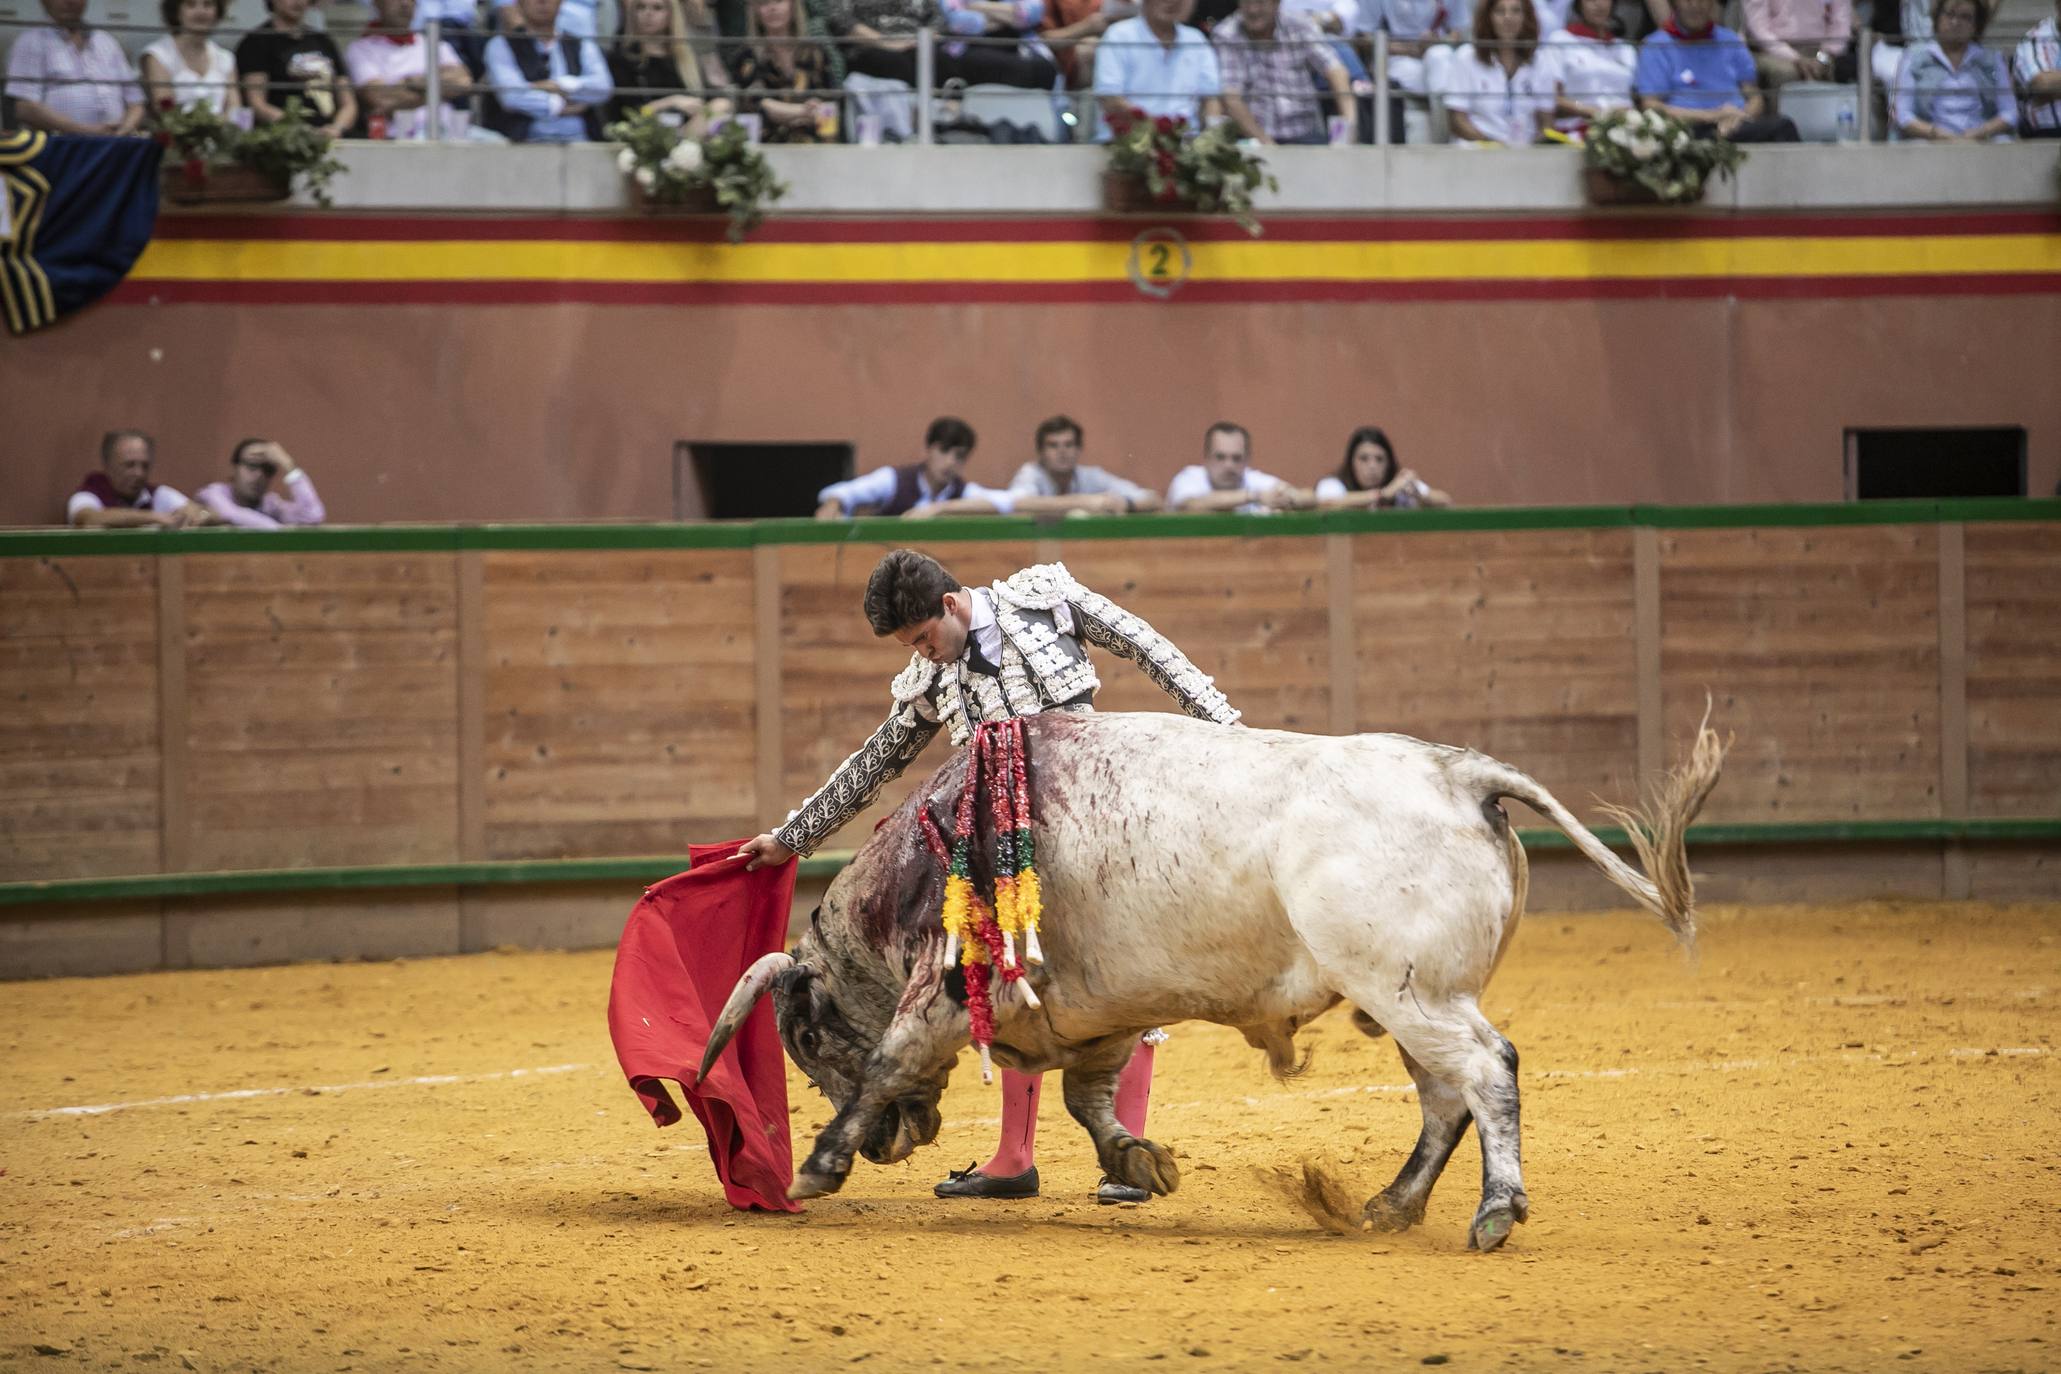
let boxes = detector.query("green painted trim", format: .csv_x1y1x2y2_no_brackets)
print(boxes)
3,499,2054,560
3,818,2054,909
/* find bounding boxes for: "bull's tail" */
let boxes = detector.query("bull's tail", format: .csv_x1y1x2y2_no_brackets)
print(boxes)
1458,716,1727,950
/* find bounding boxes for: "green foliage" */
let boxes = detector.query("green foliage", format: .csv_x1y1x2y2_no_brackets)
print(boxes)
606,110,788,243
1105,107,1278,236
150,99,345,207
1581,106,1745,204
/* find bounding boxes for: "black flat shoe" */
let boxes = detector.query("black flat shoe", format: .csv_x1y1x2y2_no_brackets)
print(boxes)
933,1162,1040,1199
1097,1176,1149,1205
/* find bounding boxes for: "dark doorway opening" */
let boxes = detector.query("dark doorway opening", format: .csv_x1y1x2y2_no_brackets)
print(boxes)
1843,428,2026,501
676,441,855,520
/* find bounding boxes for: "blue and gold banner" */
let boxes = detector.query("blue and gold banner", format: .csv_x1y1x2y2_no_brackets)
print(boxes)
0,130,162,335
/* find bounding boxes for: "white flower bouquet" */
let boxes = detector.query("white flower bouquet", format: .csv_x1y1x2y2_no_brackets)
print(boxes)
606,109,785,242
1581,106,1745,205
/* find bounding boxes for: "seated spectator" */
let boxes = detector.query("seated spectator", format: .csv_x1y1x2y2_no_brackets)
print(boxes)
1741,0,1848,89
1634,0,1800,140
725,0,841,140
1445,0,1555,143
1093,0,1223,134
606,0,719,127
4,0,146,136
1004,415,1160,513
67,431,218,529
1042,0,1135,91
2016,0,2061,137
1545,0,1637,134
141,0,243,117
1893,0,2014,138
347,0,474,138
828,0,1060,90
497,0,603,36
1215,0,1355,144
237,0,358,135
1353,0,1461,119
813,417,1019,519
1166,422,1303,513
194,440,328,529
484,0,613,139
1314,426,1452,508
413,0,490,80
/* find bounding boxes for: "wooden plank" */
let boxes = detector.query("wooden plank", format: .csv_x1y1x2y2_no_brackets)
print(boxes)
1354,528,1640,812
754,545,783,832
457,551,486,862
1327,535,1355,736
777,541,1036,842
1056,537,1332,732
1964,521,2061,817
1659,525,1941,823
1936,525,1969,898
1634,525,1663,784
0,556,163,881
158,557,189,874
182,553,462,870
483,548,758,859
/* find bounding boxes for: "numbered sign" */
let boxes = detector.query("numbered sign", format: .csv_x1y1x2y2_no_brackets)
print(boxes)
1126,228,1192,300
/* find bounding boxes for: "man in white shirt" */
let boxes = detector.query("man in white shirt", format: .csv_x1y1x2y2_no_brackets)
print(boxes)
814,417,1019,520
1093,0,1224,135
347,0,474,139
194,439,328,529
1164,422,1306,513
482,0,611,141
1005,416,1161,514
67,431,219,529
4,0,146,135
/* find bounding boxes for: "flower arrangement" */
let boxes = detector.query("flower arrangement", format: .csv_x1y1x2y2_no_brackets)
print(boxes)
606,110,786,243
1581,106,1744,205
152,99,345,207
1104,107,1277,236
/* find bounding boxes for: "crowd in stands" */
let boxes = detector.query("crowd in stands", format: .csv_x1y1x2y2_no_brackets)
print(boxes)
67,431,327,529
5,0,2056,142
812,414,1452,518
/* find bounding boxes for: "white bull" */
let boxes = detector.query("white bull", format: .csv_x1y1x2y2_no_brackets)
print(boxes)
701,711,1724,1251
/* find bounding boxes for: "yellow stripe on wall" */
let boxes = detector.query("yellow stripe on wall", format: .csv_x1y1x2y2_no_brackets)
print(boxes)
130,233,2061,285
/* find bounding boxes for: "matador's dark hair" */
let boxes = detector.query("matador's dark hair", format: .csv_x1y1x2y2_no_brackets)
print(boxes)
864,549,964,636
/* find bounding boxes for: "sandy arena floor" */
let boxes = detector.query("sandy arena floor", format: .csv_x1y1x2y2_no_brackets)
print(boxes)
3,899,2057,1373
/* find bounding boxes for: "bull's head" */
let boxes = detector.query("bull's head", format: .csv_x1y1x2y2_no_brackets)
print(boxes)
697,925,945,1172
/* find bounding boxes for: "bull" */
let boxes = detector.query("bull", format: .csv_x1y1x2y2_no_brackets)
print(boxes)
700,711,1724,1251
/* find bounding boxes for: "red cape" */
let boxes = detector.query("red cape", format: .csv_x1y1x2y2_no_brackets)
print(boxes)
606,843,802,1213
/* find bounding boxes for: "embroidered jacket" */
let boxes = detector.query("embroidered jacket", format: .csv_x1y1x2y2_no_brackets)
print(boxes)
773,562,1240,856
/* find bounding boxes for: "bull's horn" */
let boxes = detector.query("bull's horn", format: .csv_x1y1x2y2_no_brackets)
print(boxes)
695,951,794,1083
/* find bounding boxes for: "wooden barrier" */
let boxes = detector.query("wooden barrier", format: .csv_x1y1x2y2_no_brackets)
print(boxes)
2,504,2057,974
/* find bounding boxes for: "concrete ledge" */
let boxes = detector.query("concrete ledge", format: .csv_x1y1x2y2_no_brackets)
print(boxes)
187,140,2061,217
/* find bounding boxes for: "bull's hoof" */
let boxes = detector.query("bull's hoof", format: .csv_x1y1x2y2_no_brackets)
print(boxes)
1107,1135,1180,1197
1360,1191,1424,1234
787,1171,845,1201
1466,1193,1529,1253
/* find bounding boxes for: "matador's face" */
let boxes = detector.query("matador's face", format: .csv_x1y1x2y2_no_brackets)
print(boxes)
892,590,974,665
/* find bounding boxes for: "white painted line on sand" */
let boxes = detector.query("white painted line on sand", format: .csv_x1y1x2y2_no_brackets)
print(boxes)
18,1062,593,1122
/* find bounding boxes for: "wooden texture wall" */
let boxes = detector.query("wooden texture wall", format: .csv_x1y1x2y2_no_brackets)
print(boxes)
2,518,2057,887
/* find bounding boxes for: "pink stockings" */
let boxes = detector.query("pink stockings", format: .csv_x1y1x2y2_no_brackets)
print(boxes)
979,1039,1157,1177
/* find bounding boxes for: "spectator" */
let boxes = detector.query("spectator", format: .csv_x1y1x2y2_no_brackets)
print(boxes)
1546,0,1637,134
1634,0,1800,140
1894,0,2014,138
606,0,718,127
1215,0,1355,144
725,0,841,140
1314,426,1452,508
1094,0,1223,134
347,0,474,139
1740,0,1848,89
828,0,1060,90
1004,415,1161,513
413,0,490,80
67,431,218,529
4,0,146,136
484,0,613,139
1445,0,1554,143
1351,0,1460,130
194,440,328,529
1165,422,1302,513
1041,0,1135,91
813,417,1020,519
497,0,604,37
237,0,358,135
141,0,243,117
2016,0,2061,136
